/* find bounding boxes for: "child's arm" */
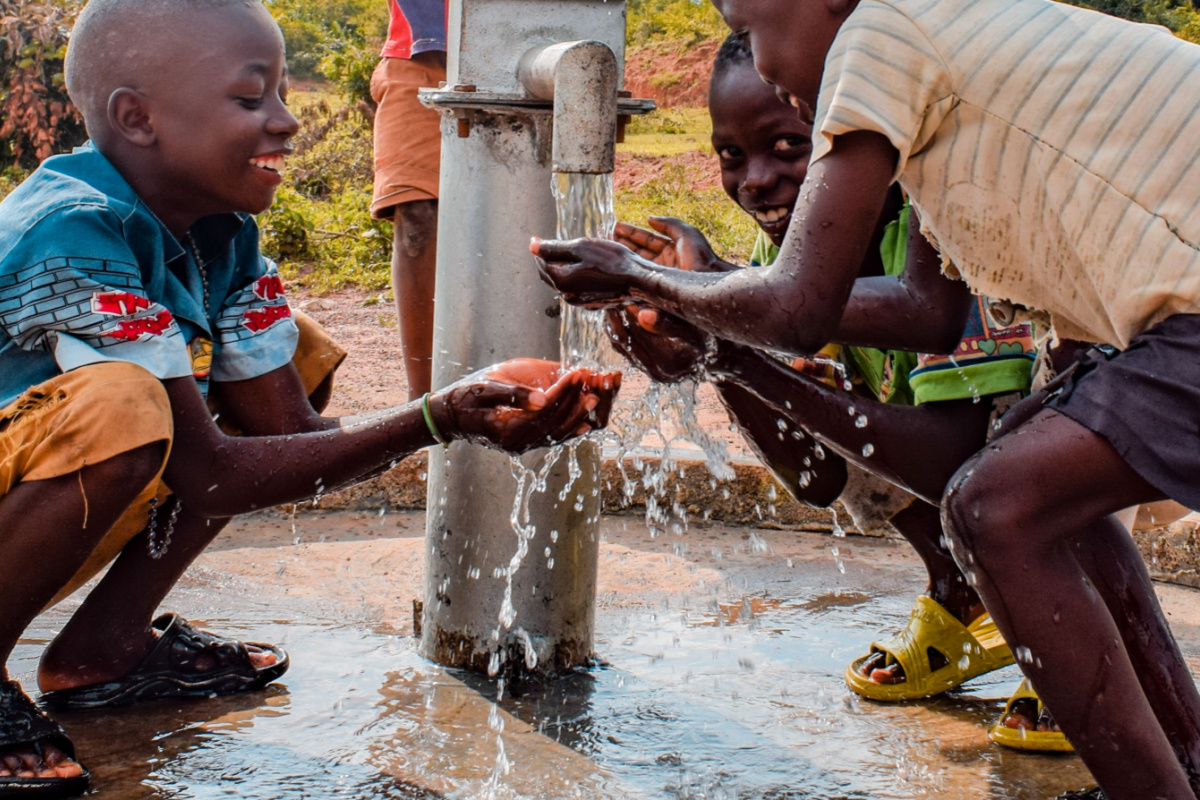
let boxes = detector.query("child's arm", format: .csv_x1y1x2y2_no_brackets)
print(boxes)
536,132,968,357
604,304,850,506
209,364,338,435
161,360,619,518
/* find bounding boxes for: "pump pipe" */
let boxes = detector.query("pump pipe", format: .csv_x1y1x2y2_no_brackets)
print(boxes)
518,41,618,174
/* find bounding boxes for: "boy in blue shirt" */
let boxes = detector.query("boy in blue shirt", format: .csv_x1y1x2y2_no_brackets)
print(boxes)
0,0,618,793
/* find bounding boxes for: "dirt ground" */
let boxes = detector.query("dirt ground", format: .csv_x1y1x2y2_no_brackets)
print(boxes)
295,290,753,459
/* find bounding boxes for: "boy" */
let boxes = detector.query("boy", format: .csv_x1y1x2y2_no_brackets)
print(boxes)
611,31,1065,741
533,1,1200,797
615,30,1037,697
0,0,618,794
370,0,446,399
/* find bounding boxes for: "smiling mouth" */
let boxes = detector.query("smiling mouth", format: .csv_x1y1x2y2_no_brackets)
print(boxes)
753,206,791,225
249,154,286,173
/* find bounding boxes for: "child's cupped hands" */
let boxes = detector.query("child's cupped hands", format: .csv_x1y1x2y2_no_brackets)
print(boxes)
613,218,731,274
531,237,654,308
431,358,621,454
605,305,709,384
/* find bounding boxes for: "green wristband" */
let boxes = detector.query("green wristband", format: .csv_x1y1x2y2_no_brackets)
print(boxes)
422,392,450,447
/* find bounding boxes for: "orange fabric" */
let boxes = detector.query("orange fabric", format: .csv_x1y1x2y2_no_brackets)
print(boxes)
370,56,444,218
4,316,347,606
290,310,347,402
0,362,173,604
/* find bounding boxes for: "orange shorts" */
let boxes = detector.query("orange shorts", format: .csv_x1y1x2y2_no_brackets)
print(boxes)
0,311,346,605
370,55,445,219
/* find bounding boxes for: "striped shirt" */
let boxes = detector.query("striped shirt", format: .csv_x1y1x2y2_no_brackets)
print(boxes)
812,0,1200,348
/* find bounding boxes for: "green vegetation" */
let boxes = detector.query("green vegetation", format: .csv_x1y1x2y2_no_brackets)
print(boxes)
1072,0,1200,42
626,0,727,49
0,0,86,170
259,90,392,293
267,0,386,105
617,109,757,263
618,164,757,264
622,108,712,156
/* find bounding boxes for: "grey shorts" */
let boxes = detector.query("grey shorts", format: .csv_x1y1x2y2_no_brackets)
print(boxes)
1045,313,1200,508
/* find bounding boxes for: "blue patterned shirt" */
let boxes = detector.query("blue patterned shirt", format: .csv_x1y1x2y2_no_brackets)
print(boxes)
0,143,299,409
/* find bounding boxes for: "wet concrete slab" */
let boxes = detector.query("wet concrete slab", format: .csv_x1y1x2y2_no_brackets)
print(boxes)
13,510,1200,799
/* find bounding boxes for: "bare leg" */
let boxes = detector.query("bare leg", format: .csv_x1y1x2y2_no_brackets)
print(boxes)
37,506,273,692
890,500,984,623
391,199,438,400
943,409,1198,800
0,443,165,777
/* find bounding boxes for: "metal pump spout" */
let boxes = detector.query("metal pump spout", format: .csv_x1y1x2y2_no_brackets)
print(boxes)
518,41,618,174
417,0,653,678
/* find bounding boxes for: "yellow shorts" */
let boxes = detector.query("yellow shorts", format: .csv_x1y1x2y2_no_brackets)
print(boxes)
0,310,346,605
370,55,445,219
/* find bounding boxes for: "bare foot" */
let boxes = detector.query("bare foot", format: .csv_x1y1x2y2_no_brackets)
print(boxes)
857,647,949,685
40,620,278,693
1002,697,1061,733
0,743,84,780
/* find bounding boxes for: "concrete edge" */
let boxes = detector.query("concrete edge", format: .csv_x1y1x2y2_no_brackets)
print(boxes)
307,449,1200,588
310,447,868,535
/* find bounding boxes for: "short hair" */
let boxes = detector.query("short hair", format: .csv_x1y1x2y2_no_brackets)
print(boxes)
65,0,258,136
711,31,754,86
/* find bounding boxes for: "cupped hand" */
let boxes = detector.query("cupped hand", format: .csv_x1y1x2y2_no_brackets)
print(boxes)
614,218,730,274
605,306,708,384
531,237,654,308
432,358,622,453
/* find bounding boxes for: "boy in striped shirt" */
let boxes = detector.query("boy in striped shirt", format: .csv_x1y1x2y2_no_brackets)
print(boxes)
533,0,1200,797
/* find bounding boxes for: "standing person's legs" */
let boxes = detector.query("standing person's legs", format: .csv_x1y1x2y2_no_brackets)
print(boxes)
391,199,437,399
370,53,446,400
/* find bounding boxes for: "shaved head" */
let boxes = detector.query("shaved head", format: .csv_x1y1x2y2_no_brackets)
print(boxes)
65,0,263,139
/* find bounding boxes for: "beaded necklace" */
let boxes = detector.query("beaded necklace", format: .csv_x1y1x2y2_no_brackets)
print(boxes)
145,233,209,559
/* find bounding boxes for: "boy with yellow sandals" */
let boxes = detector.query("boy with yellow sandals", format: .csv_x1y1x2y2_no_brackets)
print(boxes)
605,31,1057,748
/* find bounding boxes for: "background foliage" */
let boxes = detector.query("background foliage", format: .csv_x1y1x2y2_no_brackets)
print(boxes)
3,0,1200,292
0,0,85,170
267,0,386,106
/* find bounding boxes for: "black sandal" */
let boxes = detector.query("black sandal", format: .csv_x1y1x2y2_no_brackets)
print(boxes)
40,614,288,711
1055,787,1105,800
0,680,89,799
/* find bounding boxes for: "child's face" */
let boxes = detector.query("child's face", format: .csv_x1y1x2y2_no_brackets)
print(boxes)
710,62,812,247
714,0,849,112
144,3,298,222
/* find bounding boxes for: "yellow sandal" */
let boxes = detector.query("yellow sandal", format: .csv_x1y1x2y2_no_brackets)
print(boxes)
844,596,1015,701
988,678,1074,752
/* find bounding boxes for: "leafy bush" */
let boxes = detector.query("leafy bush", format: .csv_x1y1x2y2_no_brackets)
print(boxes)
0,0,85,169
1071,0,1200,41
259,92,392,292
626,0,727,50
266,0,387,105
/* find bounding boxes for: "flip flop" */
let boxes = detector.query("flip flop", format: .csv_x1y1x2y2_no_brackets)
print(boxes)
989,677,1074,752
844,596,1015,701
39,614,288,711
0,680,90,799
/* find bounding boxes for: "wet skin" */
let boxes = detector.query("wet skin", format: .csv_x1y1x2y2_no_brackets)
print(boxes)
535,0,1200,795
611,58,987,682
0,1,621,782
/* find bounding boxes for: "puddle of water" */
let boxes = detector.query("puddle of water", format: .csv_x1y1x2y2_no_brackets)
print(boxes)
10,572,1096,800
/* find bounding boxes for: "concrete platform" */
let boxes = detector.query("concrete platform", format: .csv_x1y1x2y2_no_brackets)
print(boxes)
317,448,1200,587
14,509,1200,799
